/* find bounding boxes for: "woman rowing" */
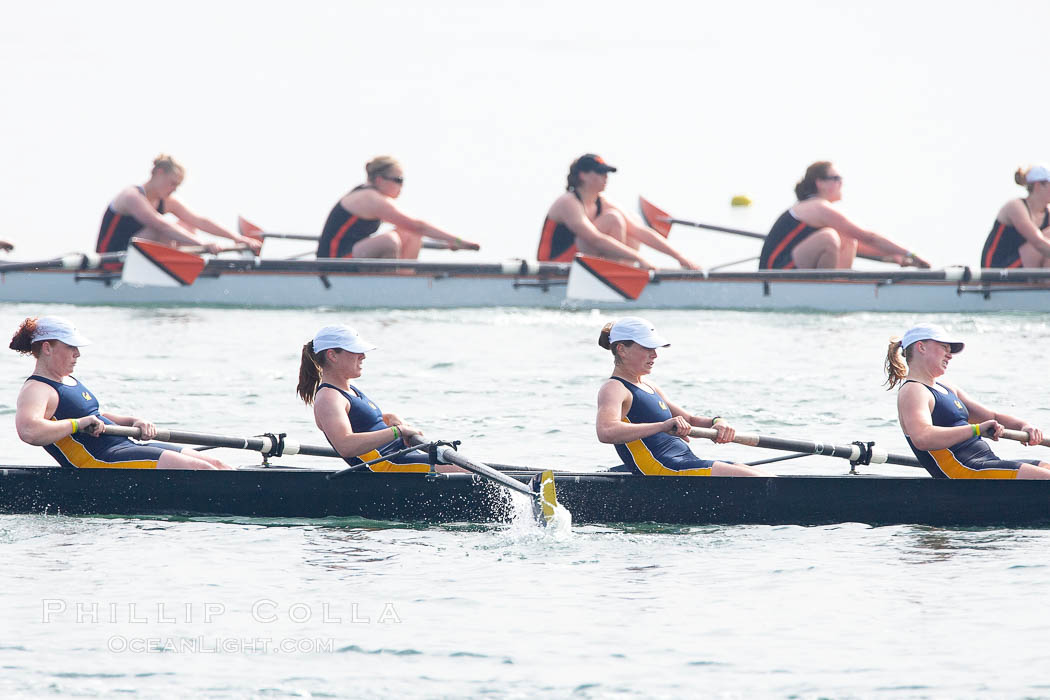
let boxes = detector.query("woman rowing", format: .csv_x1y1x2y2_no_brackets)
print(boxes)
759,161,930,270
11,316,232,470
317,156,480,259
297,324,462,472
537,154,699,270
980,165,1050,268
885,323,1050,479
96,155,260,258
595,317,769,476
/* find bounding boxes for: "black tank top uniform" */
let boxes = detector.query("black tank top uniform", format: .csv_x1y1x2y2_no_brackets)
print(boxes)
317,185,383,258
981,198,1049,268
537,190,603,262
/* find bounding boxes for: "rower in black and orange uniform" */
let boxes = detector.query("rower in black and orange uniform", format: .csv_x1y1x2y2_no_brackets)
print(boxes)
594,317,769,477
537,154,697,269
758,161,929,270
316,156,479,259
980,165,1050,268
95,155,258,263
885,323,1050,479
296,324,463,473
11,316,232,470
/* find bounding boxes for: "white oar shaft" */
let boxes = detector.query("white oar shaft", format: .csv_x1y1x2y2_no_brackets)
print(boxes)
688,428,920,468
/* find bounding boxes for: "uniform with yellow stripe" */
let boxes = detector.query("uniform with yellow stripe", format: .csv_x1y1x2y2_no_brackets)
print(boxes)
27,375,181,469
319,383,435,472
610,377,718,476
903,380,1039,479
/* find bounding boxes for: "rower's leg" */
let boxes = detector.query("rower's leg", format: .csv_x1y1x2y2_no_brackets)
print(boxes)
790,228,840,269
710,461,772,477
594,210,635,248
1017,241,1050,268
157,451,220,470
394,228,424,259
351,231,401,259
180,448,234,470
836,237,859,268
1016,463,1050,479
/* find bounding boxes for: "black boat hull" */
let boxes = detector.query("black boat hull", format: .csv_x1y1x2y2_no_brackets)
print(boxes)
1,467,1048,527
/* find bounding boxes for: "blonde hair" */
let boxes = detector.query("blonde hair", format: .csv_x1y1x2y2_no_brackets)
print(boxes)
365,156,400,182
883,337,915,389
1015,166,1039,193
151,154,184,177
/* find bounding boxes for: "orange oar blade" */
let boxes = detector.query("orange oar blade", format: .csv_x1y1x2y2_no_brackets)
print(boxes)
567,255,651,302
638,196,672,237
238,216,264,241
122,238,206,287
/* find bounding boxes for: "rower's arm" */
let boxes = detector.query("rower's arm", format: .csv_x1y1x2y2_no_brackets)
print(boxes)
556,200,654,268
898,383,980,450
1003,202,1050,258
314,389,405,458
14,383,76,446
164,199,261,253
616,204,700,270
121,191,203,247
816,206,925,265
596,381,677,443
368,198,480,250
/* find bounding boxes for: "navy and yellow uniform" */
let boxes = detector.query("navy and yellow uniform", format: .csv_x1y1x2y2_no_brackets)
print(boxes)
319,383,435,472
96,186,165,255
610,377,718,476
27,375,181,469
903,380,1039,479
759,208,819,269
980,199,1049,268
537,191,602,262
317,185,382,258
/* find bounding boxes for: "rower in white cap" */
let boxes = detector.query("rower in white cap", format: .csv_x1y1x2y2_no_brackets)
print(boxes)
10,316,232,470
296,324,463,473
594,317,769,476
886,323,1050,478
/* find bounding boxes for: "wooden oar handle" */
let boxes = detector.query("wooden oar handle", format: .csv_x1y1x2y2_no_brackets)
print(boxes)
1000,428,1050,448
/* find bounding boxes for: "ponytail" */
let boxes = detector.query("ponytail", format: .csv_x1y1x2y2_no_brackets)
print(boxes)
884,337,910,389
9,317,39,356
297,341,323,405
794,161,833,200
1015,166,1037,193
597,322,613,349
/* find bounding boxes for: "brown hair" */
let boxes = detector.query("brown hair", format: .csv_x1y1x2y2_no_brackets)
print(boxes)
795,161,834,200
365,156,400,183
9,317,42,356
297,341,340,404
1015,166,1038,193
883,337,916,390
152,154,184,177
598,322,634,363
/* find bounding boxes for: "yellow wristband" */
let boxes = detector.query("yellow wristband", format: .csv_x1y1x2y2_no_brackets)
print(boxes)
70,418,78,434
971,423,980,437
711,416,723,426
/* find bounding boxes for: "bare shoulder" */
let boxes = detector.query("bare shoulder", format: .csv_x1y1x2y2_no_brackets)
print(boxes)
548,191,582,218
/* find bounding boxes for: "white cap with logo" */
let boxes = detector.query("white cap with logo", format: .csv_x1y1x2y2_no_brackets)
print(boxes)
31,316,92,347
901,323,964,354
608,317,670,349
312,325,377,354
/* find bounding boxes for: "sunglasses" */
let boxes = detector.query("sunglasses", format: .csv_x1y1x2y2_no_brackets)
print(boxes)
820,175,843,182
381,174,404,185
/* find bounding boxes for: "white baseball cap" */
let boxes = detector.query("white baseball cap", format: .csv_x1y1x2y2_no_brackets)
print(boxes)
31,316,92,347
312,325,376,354
1026,165,1050,184
608,317,669,348
901,324,963,354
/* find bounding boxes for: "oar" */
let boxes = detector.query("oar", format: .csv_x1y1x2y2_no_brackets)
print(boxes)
103,424,339,458
407,436,558,524
638,197,897,264
999,428,1050,448
0,251,125,273
688,427,923,468
238,216,452,251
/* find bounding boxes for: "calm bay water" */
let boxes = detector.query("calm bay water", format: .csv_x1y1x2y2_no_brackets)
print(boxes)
2,305,1049,698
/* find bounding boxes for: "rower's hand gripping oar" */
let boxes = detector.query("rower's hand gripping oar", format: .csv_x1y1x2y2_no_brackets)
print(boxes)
407,436,558,525
997,428,1050,448
688,427,923,469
